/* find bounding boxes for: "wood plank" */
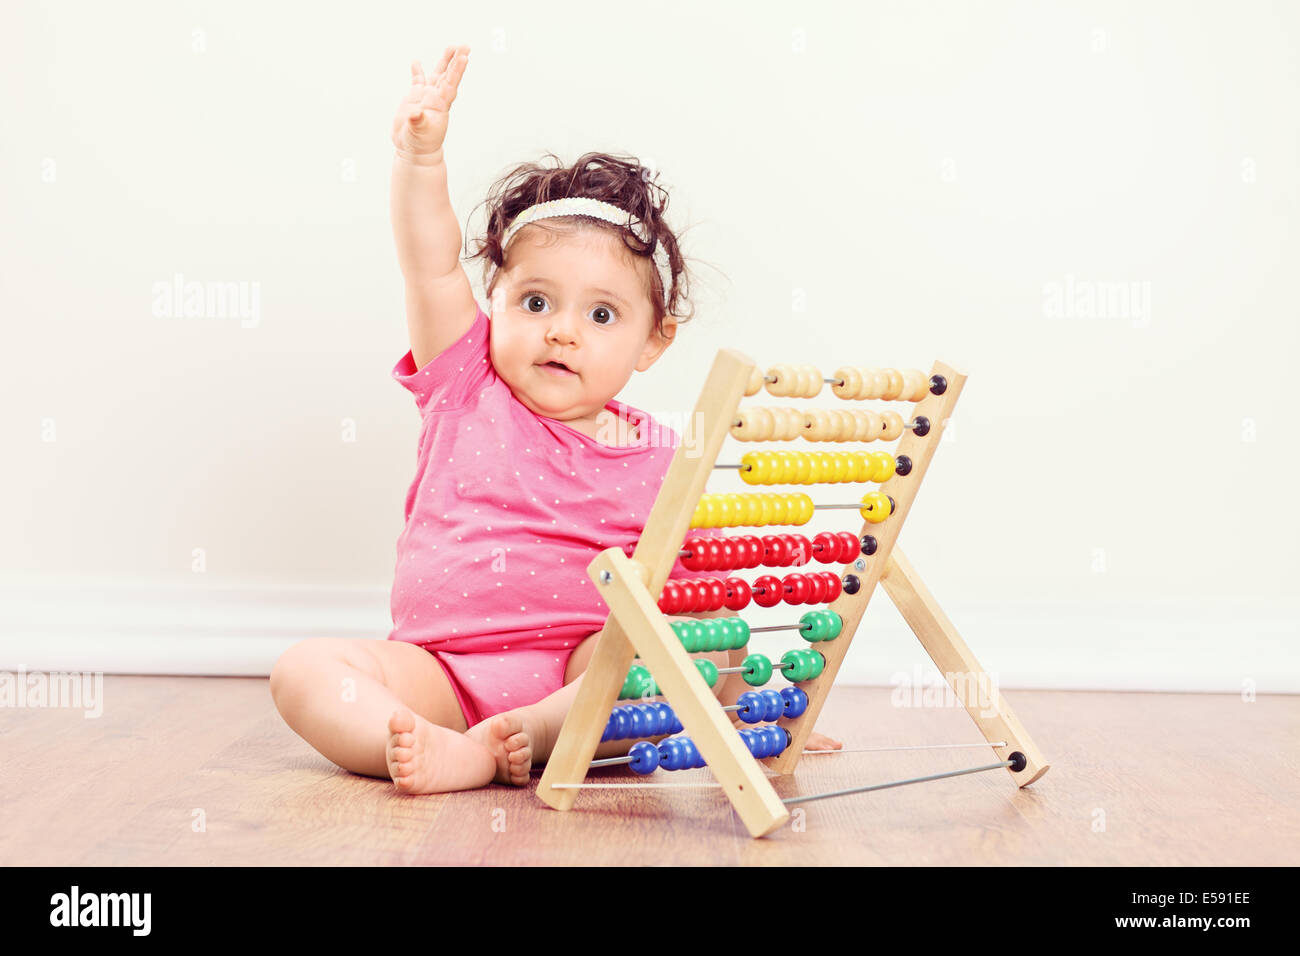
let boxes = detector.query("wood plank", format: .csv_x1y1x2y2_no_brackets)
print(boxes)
2,677,1296,864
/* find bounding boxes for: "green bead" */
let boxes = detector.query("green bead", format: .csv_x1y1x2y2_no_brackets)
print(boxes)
729,617,751,650
808,650,825,679
670,621,693,653
620,664,657,699
700,619,724,652
742,653,772,686
694,658,719,688
781,649,811,682
799,611,826,643
826,611,843,640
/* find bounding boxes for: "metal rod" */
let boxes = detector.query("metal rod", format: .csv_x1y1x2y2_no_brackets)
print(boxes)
781,759,1013,806
730,418,922,429
550,782,725,789
803,742,1008,754
717,661,796,676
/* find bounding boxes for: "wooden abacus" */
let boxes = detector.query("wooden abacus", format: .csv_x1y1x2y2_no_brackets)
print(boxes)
536,350,1049,838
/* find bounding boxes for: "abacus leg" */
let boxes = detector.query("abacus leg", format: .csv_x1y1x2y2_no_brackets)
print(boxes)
880,548,1050,786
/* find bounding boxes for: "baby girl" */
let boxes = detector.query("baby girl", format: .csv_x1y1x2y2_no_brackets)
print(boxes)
270,44,840,795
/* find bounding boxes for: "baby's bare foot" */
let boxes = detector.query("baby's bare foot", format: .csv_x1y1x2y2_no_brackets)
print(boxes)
805,730,843,753
465,707,553,786
386,706,496,794
465,713,531,786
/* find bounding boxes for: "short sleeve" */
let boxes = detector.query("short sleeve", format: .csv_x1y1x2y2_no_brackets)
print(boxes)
391,303,494,416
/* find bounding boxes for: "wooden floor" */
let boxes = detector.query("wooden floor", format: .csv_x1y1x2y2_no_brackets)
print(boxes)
2,677,1296,865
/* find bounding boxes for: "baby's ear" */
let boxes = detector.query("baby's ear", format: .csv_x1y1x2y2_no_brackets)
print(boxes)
635,319,675,372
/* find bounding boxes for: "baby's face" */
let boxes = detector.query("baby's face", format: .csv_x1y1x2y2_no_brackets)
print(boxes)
489,227,673,437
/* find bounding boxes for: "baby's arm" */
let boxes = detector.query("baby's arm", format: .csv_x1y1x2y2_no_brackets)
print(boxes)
390,46,477,370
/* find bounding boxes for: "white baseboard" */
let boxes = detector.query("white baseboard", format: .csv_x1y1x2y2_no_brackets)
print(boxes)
1,582,1296,693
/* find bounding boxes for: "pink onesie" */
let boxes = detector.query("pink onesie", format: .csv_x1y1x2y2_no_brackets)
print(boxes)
388,301,720,728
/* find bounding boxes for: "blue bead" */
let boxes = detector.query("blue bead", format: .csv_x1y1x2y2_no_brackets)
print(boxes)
760,688,785,722
660,702,680,735
607,708,630,741
628,741,660,774
627,706,649,739
678,737,702,769
643,703,663,736
780,686,809,718
737,728,757,755
658,737,687,771
737,691,765,724
762,726,786,756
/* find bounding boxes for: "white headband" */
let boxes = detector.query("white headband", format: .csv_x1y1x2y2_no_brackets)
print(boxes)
501,197,673,308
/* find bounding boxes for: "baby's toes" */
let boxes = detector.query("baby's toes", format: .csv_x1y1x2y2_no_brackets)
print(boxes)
388,707,415,736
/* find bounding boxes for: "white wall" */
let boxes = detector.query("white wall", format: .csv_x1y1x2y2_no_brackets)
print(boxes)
2,0,1296,692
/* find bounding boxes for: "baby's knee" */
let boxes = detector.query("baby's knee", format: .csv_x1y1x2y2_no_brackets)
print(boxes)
268,638,341,705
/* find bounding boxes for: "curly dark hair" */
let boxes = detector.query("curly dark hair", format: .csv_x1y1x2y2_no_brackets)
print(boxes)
464,151,697,342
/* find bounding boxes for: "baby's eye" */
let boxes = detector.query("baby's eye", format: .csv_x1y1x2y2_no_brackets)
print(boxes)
522,293,548,314
589,305,618,326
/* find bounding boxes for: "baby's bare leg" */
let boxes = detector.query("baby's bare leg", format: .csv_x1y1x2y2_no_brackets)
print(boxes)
269,637,496,791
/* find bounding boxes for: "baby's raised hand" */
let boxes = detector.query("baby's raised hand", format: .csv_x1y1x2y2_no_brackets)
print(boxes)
392,45,470,165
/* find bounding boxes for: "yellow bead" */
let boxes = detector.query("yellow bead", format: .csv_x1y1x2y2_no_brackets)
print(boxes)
829,452,849,483
860,491,891,524
792,453,811,484
740,451,763,485
763,451,781,484
873,451,896,482
792,493,814,524
809,453,827,483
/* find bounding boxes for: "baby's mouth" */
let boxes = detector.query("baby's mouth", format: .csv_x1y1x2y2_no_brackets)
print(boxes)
539,360,576,375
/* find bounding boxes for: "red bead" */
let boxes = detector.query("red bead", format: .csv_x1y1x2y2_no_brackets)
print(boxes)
691,581,711,612
724,577,752,611
821,571,842,600
806,573,827,603
706,578,728,610
745,536,764,568
701,540,721,571
659,581,682,613
766,536,788,566
718,538,737,570
784,573,809,605
812,532,836,563
840,531,859,562
681,540,707,572
789,534,812,565
752,574,783,608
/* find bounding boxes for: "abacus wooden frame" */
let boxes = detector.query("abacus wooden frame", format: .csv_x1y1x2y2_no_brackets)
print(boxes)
536,349,1049,838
